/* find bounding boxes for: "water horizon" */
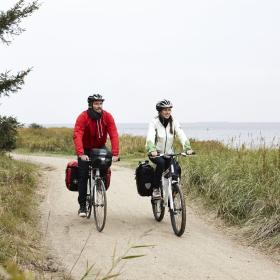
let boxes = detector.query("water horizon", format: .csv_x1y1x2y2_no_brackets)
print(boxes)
33,122,280,147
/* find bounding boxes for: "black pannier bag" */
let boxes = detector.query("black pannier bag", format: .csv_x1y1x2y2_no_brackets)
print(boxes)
135,160,154,196
90,148,112,170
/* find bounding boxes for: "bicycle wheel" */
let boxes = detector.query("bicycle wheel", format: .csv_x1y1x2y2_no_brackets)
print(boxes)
86,177,93,219
151,188,165,222
93,179,107,232
170,184,186,237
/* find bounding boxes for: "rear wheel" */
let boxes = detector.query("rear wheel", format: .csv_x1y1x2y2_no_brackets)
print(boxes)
170,184,186,237
93,179,107,232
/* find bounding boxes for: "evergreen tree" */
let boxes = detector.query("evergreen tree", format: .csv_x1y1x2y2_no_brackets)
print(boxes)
0,0,39,97
0,1,39,151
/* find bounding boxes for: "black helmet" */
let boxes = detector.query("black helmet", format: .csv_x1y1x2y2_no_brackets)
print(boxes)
87,94,105,104
156,99,173,111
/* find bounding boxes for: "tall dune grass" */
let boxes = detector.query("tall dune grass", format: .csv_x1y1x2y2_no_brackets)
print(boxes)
0,154,41,268
17,127,74,154
17,128,146,157
180,142,280,250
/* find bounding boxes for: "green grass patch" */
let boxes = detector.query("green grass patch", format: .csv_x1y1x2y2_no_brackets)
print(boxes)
0,153,42,272
181,142,280,250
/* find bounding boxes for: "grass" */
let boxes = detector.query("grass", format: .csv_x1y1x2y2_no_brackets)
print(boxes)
15,127,280,252
180,141,280,250
0,153,42,277
17,127,74,155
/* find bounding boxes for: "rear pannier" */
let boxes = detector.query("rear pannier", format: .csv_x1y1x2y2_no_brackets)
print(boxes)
135,160,154,196
65,160,79,191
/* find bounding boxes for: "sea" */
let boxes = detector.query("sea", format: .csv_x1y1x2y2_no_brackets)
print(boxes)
44,122,280,148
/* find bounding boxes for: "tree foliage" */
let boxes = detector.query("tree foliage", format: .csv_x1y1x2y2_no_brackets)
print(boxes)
0,116,22,152
0,1,39,151
0,0,39,45
0,0,39,98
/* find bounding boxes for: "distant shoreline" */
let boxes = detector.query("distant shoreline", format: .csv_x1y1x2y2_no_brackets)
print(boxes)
22,122,280,147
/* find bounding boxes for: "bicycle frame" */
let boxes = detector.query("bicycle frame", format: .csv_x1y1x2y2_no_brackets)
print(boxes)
153,152,190,210
151,152,194,236
87,164,102,201
161,162,176,210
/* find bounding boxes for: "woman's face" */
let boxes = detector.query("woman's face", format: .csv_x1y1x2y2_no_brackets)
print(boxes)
159,107,172,119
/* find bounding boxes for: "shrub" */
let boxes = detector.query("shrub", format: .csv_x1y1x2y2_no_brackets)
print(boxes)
0,116,22,152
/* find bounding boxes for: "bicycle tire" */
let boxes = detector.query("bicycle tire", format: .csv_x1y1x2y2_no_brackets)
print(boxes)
151,188,165,222
86,176,93,219
170,184,186,237
93,179,107,232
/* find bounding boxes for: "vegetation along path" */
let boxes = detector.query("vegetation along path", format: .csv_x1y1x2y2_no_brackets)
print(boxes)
14,154,280,280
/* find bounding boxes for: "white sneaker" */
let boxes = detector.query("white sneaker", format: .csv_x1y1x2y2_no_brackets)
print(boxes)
78,206,87,217
152,188,161,200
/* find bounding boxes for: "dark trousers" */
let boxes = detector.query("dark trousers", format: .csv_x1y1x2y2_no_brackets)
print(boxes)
149,157,181,189
78,146,107,206
149,157,171,189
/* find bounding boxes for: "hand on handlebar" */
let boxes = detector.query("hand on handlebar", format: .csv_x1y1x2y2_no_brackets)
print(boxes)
79,155,89,161
150,151,158,157
112,156,120,162
186,149,195,156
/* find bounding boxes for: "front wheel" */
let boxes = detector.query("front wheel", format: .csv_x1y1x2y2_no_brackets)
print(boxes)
86,178,93,219
93,179,107,232
170,184,186,237
152,195,165,222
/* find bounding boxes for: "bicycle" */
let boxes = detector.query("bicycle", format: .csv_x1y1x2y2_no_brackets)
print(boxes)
85,148,113,232
151,152,194,237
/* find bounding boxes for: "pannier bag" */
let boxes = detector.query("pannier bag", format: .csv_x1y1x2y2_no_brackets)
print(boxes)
65,160,79,191
135,160,154,196
90,148,112,170
104,167,111,190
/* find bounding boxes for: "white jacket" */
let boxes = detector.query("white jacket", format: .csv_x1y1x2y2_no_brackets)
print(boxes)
145,117,191,154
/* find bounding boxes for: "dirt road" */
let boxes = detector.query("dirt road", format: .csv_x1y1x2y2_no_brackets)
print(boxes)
15,155,280,280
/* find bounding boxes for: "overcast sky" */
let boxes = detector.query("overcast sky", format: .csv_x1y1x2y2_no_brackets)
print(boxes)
1,0,280,124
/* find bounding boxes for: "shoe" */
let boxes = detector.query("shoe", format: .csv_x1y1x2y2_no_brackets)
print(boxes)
78,205,87,217
152,188,161,200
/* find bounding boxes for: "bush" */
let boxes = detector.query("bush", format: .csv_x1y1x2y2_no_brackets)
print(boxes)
28,123,44,129
0,116,22,152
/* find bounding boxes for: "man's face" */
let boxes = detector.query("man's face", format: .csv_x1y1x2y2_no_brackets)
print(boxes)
92,100,103,113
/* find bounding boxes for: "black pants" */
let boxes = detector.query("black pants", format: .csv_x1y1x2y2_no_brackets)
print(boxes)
78,146,107,206
149,157,181,189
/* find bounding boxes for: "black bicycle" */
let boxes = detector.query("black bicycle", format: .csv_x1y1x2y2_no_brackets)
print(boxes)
151,152,194,237
85,149,112,232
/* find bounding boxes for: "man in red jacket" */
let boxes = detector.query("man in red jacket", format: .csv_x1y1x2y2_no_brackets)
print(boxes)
73,94,119,217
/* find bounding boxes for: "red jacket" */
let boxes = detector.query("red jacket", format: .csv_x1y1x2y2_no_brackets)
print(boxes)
73,110,119,156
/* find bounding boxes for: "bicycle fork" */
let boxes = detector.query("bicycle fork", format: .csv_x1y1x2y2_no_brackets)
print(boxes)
161,177,174,211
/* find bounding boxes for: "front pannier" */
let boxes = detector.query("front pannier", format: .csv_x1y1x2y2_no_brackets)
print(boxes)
65,160,79,191
90,148,112,170
135,160,154,196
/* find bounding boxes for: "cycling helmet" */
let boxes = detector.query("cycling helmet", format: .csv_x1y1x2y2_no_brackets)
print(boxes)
156,99,173,111
87,94,104,104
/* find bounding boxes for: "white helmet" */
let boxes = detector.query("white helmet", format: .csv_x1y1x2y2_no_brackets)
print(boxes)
156,99,173,111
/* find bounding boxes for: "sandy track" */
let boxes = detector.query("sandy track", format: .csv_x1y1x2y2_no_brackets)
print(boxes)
14,155,280,280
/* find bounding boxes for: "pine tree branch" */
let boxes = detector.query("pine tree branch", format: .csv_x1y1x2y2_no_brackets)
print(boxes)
0,0,40,44
0,69,31,97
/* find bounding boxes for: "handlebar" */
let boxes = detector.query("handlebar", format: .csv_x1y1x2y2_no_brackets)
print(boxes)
149,151,196,158
81,156,120,162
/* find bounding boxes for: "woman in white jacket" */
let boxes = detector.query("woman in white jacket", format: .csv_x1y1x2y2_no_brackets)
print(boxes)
145,99,194,199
